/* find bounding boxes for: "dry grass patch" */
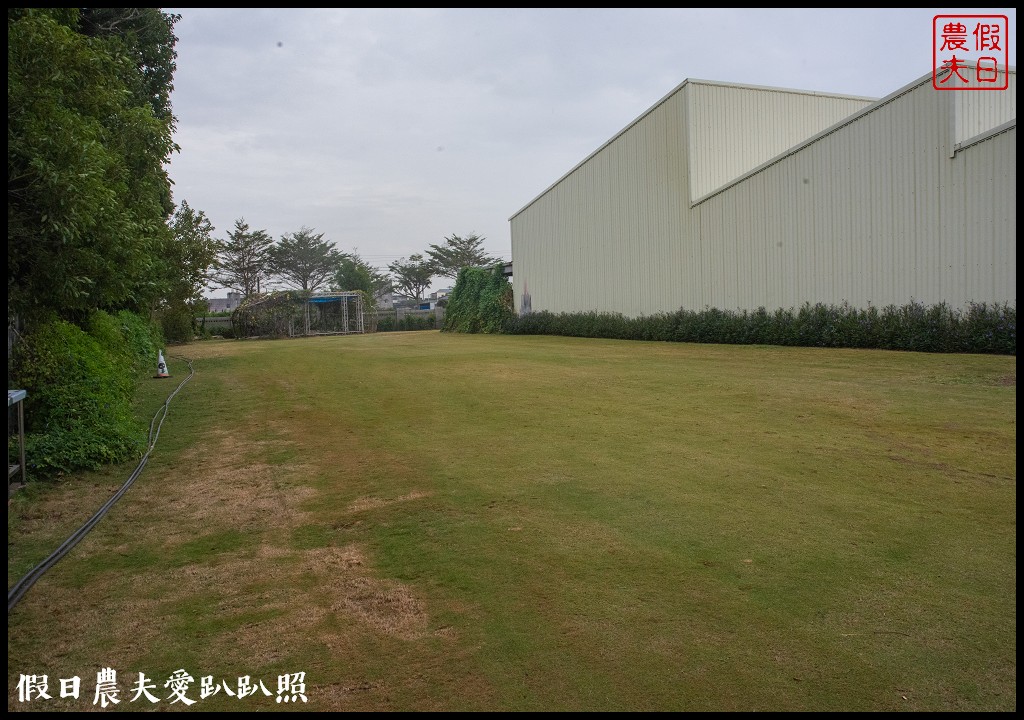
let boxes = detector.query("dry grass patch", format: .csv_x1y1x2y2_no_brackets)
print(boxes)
161,429,318,535
8,398,455,711
348,490,432,513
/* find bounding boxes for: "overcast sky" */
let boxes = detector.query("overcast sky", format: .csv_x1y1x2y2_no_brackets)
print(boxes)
163,8,1017,296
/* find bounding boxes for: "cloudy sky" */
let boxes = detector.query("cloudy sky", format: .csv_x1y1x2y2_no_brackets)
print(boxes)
163,8,1017,296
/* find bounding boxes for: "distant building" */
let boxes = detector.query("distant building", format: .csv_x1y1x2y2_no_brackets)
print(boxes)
207,291,242,313
511,67,1016,316
375,290,395,309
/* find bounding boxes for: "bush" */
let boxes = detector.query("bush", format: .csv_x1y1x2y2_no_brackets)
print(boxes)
506,301,1015,355
159,305,198,344
443,264,514,333
85,309,163,374
85,309,133,367
11,312,162,478
115,310,164,368
376,313,436,332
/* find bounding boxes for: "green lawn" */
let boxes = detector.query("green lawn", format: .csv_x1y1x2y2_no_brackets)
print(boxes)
7,332,1016,711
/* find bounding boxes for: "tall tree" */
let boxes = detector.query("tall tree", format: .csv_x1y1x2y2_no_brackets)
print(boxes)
213,219,274,299
332,251,392,301
158,200,219,340
78,8,180,123
269,227,342,293
425,233,499,280
388,255,435,302
8,8,179,320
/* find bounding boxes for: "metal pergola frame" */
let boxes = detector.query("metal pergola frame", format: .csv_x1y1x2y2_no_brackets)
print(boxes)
302,292,366,336
9,389,27,496
234,290,367,338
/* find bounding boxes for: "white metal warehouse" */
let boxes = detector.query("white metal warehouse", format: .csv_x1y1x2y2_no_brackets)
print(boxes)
509,67,1017,317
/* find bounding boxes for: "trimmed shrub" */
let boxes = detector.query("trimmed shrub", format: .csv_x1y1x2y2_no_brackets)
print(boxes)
506,301,1015,355
376,313,436,332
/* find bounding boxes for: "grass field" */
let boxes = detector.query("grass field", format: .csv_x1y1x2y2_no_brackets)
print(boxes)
7,332,1016,711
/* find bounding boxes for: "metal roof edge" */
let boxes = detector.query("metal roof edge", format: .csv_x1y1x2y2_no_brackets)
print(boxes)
510,66,1016,223
509,77,693,222
508,76,882,222
690,66,1016,207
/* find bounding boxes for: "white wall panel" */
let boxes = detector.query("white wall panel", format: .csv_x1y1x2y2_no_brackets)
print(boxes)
687,82,874,202
954,70,1017,144
510,71,1016,318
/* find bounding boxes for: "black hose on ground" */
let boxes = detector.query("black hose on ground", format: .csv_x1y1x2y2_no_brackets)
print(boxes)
7,356,196,614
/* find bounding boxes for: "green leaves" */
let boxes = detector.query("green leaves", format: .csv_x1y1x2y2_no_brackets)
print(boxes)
388,254,436,302
505,302,1016,355
158,201,219,341
426,233,500,280
269,227,343,293
443,264,514,334
333,252,391,308
13,312,163,477
213,219,275,298
8,9,178,320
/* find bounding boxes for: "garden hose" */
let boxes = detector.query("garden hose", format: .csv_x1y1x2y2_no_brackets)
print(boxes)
7,356,195,614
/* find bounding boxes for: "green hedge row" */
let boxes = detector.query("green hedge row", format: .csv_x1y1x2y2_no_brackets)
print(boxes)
376,314,437,332
505,301,1015,355
11,310,164,477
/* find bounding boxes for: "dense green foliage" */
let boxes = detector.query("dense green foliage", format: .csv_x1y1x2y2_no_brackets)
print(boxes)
442,264,514,334
12,311,163,477
110,309,165,368
507,301,1016,354
6,9,225,480
8,8,179,321
159,200,218,342
332,252,392,310
77,8,180,123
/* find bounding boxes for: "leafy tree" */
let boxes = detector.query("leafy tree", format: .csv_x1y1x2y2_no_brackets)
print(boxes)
212,219,274,299
332,251,392,303
426,233,500,280
269,227,343,293
78,8,180,123
387,254,435,302
8,8,179,321
158,200,219,341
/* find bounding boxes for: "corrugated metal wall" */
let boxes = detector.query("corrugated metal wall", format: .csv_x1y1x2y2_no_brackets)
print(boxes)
511,71,1016,316
954,70,1017,144
687,82,874,202
511,90,692,317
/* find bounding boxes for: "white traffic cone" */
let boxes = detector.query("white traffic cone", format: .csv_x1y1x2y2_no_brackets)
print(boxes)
154,350,170,378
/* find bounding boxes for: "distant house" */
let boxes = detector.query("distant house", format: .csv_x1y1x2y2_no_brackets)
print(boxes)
374,290,395,309
206,292,242,313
